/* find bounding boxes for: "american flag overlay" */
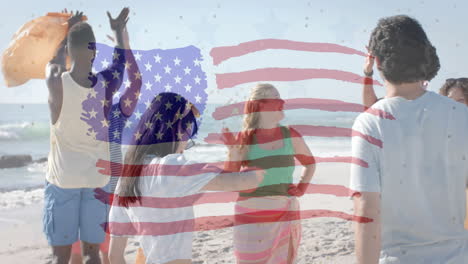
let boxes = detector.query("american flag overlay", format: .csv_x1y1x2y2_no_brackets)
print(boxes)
81,43,208,145
87,39,389,237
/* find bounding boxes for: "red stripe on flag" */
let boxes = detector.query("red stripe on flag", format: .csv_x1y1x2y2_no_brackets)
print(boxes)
204,125,383,148
95,183,358,209
212,98,395,120
105,209,372,236
95,155,368,178
215,68,383,89
210,39,367,65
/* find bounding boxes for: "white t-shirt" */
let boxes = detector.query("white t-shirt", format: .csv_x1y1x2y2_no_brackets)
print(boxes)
110,153,217,263
350,91,468,263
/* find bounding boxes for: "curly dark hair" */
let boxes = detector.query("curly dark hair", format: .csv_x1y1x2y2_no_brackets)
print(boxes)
368,15,440,84
439,78,468,101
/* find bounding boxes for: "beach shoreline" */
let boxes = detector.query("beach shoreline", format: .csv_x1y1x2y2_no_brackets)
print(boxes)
0,163,356,263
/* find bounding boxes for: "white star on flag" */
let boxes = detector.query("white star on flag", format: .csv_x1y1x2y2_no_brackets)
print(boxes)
124,61,132,70
134,91,142,100
145,100,152,109
135,52,142,61
145,121,153,129
184,66,191,75
194,75,201,84
155,112,162,121
100,98,110,107
101,80,109,88
144,62,153,71
124,79,131,88
89,108,98,119
123,97,133,108
173,57,181,66
145,81,153,90
134,110,142,120
154,74,162,83
177,131,184,140
124,119,133,128
134,72,142,80
195,94,202,103
100,119,109,128
112,70,120,79
134,131,142,140
185,122,192,131
164,65,172,74
101,58,110,69
156,131,164,140
112,91,121,99
89,89,98,98
112,109,121,118
154,54,162,63
88,129,97,139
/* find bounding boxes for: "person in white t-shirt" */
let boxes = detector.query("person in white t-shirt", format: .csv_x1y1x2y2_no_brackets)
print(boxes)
350,15,468,264
107,92,265,264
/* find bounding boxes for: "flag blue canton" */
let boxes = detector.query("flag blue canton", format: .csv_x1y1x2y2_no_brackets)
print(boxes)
81,43,208,145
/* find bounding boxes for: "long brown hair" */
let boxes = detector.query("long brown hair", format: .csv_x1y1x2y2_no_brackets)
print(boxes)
117,92,199,207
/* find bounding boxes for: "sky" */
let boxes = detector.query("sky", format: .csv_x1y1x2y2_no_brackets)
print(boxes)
0,0,467,105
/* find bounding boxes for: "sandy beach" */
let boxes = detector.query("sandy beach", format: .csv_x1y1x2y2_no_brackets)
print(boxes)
0,163,356,264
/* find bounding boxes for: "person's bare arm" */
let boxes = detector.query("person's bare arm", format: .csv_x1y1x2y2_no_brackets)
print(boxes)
354,191,381,264
221,128,246,173
201,128,264,191
201,169,264,192
362,53,378,108
289,127,316,196
46,11,84,124
105,7,142,118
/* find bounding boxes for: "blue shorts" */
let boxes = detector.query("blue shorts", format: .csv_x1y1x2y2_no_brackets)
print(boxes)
43,181,109,246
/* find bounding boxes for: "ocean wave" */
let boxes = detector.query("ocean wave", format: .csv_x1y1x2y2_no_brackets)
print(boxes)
0,188,44,209
0,121,49,141
26,162,47,173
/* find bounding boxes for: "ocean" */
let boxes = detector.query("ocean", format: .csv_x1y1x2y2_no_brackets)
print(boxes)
0,103,357,208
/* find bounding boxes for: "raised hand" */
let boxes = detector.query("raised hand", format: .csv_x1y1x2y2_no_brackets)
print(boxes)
364,46,375,76
107,7,129,33
221,127,239,150
106,7,130,49
67,10,84,28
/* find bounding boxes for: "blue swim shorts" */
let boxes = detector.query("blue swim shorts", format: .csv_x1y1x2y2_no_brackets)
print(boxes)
42,181,109,246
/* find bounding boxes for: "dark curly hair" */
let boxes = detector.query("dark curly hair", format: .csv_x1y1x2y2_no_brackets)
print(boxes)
368,15,440,84
439,78,468,102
